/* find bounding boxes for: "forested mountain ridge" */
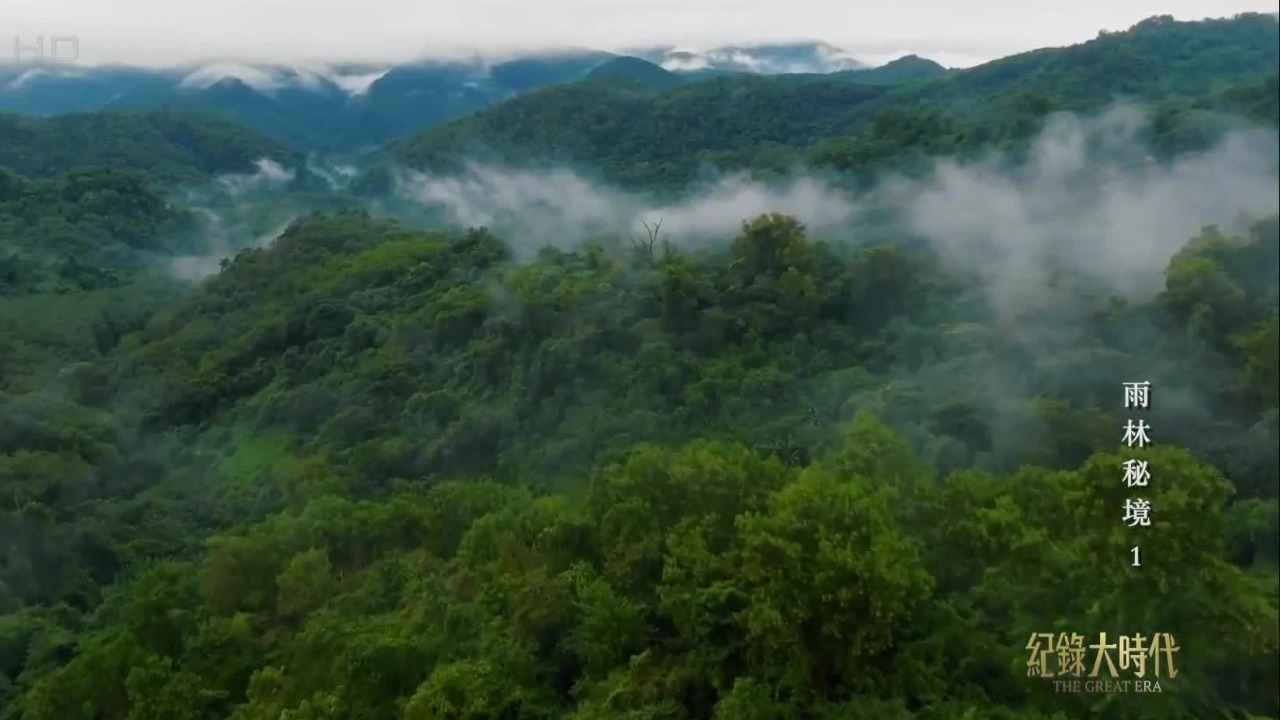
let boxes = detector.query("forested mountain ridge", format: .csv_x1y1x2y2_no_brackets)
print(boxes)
0,42,918,153
582,56,688,89
832,54,950,85
381,13,1279,190
0,52,618,152
0,110,300,181
0,12,1277,720
875,13,1279,113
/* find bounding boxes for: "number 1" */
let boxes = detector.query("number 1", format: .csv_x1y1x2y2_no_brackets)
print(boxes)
1131,546,1141,567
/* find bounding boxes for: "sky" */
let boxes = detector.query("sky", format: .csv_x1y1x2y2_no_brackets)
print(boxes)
4,0,1277,68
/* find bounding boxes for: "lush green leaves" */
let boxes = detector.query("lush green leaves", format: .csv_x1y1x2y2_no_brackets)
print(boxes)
0,15,1277,719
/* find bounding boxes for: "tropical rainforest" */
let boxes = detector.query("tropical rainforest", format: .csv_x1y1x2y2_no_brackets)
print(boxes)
0,12,1277,720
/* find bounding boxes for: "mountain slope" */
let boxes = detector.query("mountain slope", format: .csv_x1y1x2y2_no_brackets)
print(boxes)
103,73,356,152
840,54,950,85
0,110,300,180
0,110,300,298
333,52,617,150
381,14,1280,189
879,13,1280,114
0,166,194,296
380,74,890,188
0,65,166,114
584,56,687,89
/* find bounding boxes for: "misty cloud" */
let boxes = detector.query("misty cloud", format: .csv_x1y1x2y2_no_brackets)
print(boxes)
895,105,1280,324
167,213,297,282
11,0,1273,67
861,104,1280,450
392,104,1278,290
306,158,360,191
641,178,857,238
393,163,857,254
167,255,224,282
217,158,297,195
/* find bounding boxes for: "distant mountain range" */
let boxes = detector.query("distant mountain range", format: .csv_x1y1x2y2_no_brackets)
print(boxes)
0,43,939,153
374,13,1278,192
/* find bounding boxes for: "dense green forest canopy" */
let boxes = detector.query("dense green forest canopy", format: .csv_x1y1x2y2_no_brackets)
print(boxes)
0,109,330,297
0,12,1277,720
0,110,299,181
0,166,202,296
3,206,1276,719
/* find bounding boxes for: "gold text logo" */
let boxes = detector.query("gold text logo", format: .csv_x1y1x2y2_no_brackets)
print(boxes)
1026,631,1179,693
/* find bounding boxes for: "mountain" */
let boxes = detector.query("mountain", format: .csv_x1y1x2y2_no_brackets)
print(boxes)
378,73,891,189
335,50,616,151
838,54,951,85
878,13,1280,114
0,52,617,152
0,44,876,153
381,14,1280,190
0,65,164,114
583,56,687,89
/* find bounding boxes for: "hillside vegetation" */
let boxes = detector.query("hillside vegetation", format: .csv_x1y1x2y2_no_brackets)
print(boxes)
0,110,307,298
0,13,1276,720
0,110,299,181
382,13,1279,189
4,206,1277,719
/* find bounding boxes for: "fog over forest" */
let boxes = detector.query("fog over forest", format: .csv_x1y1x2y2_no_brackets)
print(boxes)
0,12,1277,720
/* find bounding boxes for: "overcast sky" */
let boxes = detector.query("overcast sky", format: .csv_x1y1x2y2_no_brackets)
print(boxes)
5,0,1277,68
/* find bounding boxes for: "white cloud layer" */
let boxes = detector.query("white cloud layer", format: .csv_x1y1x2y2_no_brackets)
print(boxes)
392,104,1280,309
5,0,1275,67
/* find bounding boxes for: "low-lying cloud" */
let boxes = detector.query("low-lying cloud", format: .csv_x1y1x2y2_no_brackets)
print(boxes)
392,104,1279,319
306,158,359,191
394,164,857,254
898,106,1279,323
168,210,297,281
874,105,1276,457
217,158,297,196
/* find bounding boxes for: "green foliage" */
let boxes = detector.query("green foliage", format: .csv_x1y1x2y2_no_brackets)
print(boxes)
839,55,950,86
0,110,307,298
380,14,1278,190
0,167,196,296
0,15,1277,720
0,110,299,182
2,204,1272,718
10,421,1276,719
583,57,688,90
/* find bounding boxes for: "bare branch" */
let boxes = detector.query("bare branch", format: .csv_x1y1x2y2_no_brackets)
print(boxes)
633,218,664,256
